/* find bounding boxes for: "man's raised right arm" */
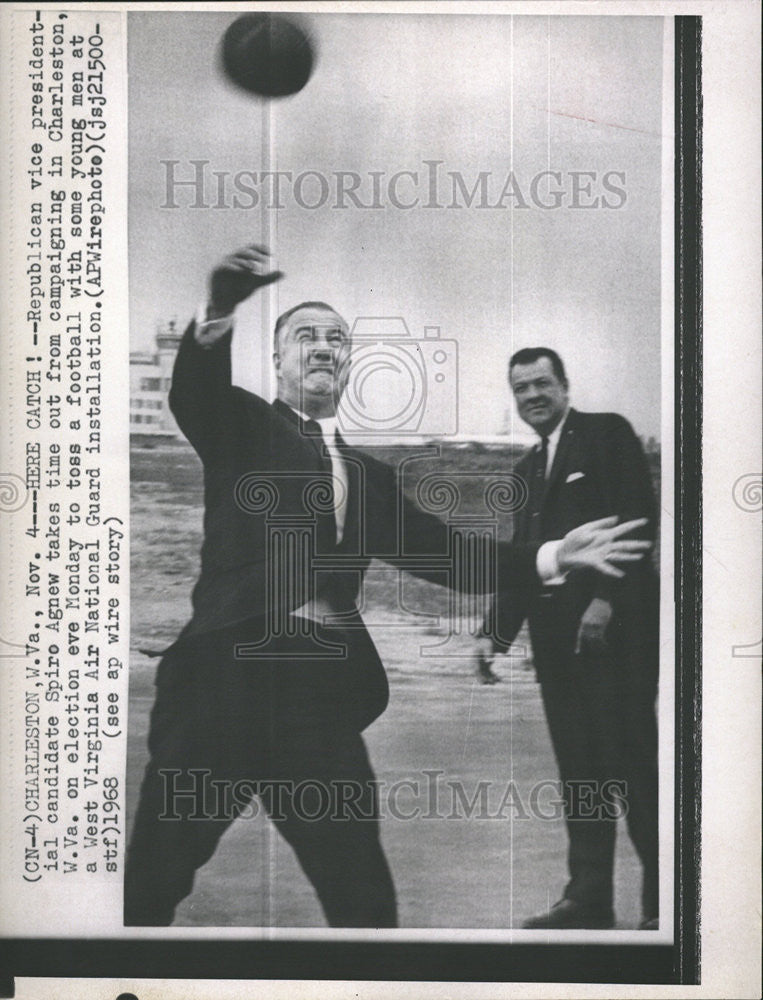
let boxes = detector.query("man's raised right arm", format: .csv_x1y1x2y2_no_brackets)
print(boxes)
168,244,283,459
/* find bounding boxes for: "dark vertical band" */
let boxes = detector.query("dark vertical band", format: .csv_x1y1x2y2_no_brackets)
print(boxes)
674,13,703,987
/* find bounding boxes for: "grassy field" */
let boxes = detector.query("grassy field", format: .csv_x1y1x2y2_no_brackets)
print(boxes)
127,438,660,929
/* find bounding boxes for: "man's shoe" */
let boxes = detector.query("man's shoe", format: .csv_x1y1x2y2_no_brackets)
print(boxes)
639,917,659,930
522,898,615,930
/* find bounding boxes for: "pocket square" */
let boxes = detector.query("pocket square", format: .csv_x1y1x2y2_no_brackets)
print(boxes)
565,471,586,483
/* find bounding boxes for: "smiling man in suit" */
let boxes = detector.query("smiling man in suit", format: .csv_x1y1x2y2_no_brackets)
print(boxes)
476,347,660,930
124,253,653,928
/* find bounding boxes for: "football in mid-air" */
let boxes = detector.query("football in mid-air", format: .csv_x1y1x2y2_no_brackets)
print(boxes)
220,13,316,98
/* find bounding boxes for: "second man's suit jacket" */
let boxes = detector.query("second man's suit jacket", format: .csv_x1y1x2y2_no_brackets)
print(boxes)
486,408,659,667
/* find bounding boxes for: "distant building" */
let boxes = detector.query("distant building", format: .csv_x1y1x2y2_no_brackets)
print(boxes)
130,320,181,437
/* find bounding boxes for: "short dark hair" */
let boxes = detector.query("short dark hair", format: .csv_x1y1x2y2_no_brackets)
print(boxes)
273,301,344,352
509,347,568,387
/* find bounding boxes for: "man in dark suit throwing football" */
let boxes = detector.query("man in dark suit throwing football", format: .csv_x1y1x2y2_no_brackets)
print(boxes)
124,251,653,928
476,347,660,930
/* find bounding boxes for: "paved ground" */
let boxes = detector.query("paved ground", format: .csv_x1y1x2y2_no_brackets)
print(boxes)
126,656,643,930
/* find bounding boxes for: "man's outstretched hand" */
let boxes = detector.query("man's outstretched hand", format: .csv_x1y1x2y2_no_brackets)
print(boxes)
558,516,652,578
208,244,283,318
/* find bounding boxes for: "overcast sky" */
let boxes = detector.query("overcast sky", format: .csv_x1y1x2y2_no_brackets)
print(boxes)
128,12,667,440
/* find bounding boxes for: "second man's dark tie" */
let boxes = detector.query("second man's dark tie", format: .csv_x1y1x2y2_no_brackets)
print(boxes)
527,435,549,542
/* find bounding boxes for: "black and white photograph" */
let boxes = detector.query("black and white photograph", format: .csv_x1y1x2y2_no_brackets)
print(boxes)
1,2,761,997
125,10,672,937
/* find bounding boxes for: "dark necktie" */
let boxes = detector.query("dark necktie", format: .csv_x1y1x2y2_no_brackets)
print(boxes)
303,418,324,445
526,435,548,541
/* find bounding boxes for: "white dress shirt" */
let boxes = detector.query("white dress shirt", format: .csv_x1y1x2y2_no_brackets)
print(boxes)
292,411,348,545
537,407,570,478
533,409,571,584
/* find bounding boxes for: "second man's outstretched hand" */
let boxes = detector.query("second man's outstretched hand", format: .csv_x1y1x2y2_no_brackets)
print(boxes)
208,244,283,319
558,516,652,578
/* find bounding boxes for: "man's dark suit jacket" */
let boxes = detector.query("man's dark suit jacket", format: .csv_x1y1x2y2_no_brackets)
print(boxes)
167,321,544,726
486,407,659,660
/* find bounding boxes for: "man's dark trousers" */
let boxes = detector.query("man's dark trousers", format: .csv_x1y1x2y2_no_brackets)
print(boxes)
124,619,397,927
529,584,659,918
485,408,660,920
